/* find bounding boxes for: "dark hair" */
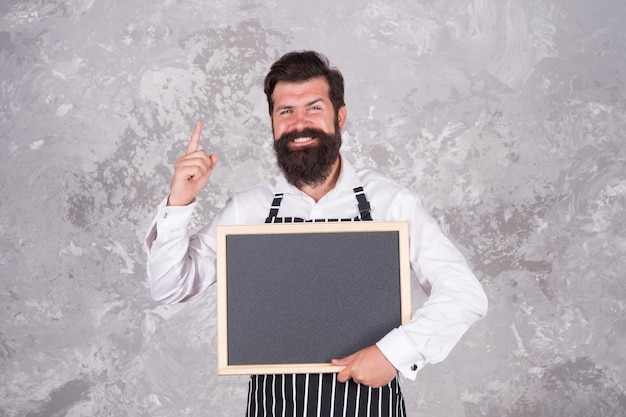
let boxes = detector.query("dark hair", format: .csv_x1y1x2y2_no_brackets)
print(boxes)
264,50,345,116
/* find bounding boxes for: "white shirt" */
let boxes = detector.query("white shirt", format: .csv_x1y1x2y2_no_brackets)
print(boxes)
145,154,488,380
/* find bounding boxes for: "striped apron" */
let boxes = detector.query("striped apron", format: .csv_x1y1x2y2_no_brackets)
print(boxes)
246,187,407,417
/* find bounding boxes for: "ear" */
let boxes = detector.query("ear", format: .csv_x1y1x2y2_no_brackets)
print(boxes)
337,106,347,130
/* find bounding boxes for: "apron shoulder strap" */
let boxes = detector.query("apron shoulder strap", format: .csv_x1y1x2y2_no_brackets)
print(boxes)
353,186,372,221
265,193,284,223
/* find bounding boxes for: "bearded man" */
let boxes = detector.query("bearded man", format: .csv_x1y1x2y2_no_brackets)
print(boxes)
145,50,488,417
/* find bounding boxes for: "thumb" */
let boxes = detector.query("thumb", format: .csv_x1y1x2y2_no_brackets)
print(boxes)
208,153,219,168
332,353,355,367
334,358,353,383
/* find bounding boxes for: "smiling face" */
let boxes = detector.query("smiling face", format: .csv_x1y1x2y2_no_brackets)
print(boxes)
271,77,346,145
270,77,347,188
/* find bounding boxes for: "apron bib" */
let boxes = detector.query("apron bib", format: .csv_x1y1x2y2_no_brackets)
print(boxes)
246,187,406,417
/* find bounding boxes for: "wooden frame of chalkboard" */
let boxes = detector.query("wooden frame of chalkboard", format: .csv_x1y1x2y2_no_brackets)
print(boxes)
216,221,411,375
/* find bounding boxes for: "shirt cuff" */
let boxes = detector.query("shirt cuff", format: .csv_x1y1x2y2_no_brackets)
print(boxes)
155,195,197,229
145,197,197,251
155,199,197,229
376,327,426,380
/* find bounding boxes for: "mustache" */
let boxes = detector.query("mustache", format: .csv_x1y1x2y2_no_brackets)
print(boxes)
276,128,331,145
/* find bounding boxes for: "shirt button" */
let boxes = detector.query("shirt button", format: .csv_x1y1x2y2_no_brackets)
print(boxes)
411,364,418,371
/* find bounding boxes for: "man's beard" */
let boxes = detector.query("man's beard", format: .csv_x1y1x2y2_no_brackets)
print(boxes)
273,126,342,188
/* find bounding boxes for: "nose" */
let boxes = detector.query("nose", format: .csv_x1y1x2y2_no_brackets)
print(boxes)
292,109,309,131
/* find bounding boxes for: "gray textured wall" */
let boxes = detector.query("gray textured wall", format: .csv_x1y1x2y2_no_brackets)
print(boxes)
1,0,625,416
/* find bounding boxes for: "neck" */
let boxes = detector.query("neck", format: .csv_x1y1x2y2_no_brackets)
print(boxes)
299,157,341,202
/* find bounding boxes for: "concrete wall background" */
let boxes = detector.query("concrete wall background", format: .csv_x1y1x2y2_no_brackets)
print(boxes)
1,0,625,416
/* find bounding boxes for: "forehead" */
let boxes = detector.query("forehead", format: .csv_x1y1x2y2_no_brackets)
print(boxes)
272,77,331,104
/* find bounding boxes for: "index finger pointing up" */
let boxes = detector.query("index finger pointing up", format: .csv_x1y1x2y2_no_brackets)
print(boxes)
186,120,203,154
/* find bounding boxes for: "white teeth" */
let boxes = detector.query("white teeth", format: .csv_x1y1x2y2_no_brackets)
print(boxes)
293,137,312,143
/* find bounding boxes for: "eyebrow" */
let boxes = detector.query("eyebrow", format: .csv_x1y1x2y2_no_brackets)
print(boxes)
305,98,325,107
275,98,326,112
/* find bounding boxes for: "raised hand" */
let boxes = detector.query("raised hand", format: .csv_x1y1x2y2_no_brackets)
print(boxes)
167,120,218,206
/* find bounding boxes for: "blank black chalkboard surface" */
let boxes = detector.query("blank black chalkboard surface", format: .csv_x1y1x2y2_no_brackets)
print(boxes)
216,221,411,375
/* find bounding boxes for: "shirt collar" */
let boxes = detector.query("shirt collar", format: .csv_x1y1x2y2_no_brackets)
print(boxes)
273,152,362,197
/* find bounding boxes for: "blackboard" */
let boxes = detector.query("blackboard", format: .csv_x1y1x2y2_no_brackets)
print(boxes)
216,221,410,375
